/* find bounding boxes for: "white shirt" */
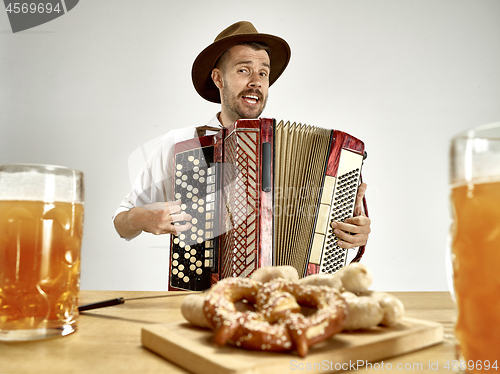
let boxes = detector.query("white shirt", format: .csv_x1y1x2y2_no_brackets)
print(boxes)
112,115,222,225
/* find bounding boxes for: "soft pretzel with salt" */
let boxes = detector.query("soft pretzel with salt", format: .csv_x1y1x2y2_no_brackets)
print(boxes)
203,277,347,357
250,265,299,283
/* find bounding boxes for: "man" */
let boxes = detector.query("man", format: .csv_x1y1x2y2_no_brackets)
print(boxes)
113,21,370,249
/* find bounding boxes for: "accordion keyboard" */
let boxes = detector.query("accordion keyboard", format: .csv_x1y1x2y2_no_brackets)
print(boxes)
320,167,361,273
309,148,364,274
170,147,218,291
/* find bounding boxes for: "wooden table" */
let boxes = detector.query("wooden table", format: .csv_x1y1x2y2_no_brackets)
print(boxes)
0,291,456,374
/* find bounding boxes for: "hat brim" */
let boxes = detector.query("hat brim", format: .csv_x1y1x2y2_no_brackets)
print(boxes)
192,33,291,103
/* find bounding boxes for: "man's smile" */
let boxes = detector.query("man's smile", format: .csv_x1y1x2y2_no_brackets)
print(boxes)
240,91,263,106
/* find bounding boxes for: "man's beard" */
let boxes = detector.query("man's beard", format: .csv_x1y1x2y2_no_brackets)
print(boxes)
221,81,268,121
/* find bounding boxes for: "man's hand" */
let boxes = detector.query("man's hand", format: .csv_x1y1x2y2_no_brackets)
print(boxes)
330,182,371,249
114,200,192,239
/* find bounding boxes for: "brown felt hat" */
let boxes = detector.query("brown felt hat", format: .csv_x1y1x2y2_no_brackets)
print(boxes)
192,21,291,103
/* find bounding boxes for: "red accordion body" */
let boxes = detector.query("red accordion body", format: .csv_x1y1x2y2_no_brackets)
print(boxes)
169,118,366,291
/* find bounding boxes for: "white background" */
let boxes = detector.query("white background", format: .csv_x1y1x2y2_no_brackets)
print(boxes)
1,0,499,291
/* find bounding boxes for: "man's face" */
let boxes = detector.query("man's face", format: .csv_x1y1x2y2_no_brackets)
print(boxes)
214,45,270,124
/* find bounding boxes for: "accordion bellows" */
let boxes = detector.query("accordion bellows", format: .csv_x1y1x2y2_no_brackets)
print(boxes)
169,118,366,291
274,122,331,277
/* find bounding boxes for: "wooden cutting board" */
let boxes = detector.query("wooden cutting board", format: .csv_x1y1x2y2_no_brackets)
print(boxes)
141,318,443,374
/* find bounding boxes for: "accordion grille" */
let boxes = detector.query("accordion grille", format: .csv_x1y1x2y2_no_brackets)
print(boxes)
274,121,331,277
221,129,260,278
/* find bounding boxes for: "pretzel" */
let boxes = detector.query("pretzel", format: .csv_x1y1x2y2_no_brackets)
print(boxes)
250,265,299,283
203,277,347,357
203,277,261,346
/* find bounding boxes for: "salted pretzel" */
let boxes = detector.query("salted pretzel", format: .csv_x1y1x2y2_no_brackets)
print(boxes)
203,277,348,357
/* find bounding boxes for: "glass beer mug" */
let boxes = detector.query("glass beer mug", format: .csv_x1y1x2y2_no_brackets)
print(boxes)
449,122,500,372
0,164,84,341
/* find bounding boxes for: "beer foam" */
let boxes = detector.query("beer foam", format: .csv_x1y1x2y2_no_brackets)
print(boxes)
0,166,84,203
451,176,500,189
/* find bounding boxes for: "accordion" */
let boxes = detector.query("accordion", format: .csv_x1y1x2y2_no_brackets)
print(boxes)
169,118,367,291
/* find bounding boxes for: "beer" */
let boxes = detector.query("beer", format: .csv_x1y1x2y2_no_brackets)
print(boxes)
451,181,500,371
0,200,83,333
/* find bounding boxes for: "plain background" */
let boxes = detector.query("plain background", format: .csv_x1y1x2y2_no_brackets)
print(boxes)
1,0,499,291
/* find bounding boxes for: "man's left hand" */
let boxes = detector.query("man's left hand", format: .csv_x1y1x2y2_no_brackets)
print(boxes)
330,182,371,249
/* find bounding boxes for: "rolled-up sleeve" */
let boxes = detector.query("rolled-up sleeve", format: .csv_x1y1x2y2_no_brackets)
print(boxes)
112,125,200,236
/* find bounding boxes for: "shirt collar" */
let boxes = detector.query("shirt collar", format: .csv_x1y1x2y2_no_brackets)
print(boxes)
207,113,223,129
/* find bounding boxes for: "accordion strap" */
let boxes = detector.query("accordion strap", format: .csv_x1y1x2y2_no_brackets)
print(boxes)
350,173,369,264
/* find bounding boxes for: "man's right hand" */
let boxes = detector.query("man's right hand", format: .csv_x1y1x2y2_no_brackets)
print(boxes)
114,200,192,239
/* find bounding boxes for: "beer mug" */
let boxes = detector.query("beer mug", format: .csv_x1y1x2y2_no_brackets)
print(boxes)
449,122,500,372
0,164,84,341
